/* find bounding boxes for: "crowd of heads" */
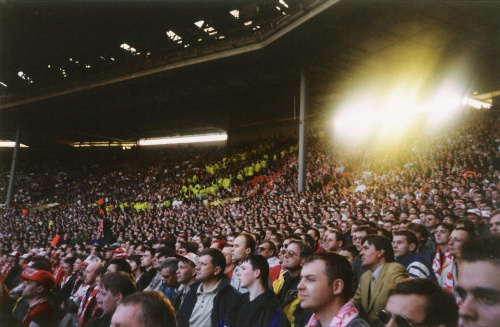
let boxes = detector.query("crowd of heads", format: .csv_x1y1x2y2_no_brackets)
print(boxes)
0,109,499,326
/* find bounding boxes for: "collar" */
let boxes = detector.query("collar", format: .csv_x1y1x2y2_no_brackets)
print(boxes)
197,279,222,295
372,263,385,281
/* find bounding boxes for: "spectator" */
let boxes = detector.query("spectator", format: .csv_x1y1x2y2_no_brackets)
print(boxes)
438,227,476,293
350,226,377,298
224,255,289,327
380,278,458,327
20,269,56,327
354,235,409,326
126,255,143,283
257,240,280,268
136,247,156,291
490,209,500,234
106,258,131,274
89,271,137,327
431,223,453,275
77,261,104,327
221,245,236,279
273,240,313,327
158,258,179,304
466,208,490,237
392,230,434,279
174,253,199,312
456,235,500,327
230,232,256,293
339,244,359,266
111,291,176,327
322,229,344,252
177,248,242,327
298,252,369,327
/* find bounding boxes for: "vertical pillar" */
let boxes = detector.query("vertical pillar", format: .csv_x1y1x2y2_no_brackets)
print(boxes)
298,68,307,193
5,128,20,207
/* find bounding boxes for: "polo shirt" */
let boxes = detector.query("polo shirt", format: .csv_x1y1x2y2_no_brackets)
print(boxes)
188,279,221,327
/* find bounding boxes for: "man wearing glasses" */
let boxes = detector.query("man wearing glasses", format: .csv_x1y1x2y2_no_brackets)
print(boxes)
273,240,313,327
380,278,458,327
257,240,280,267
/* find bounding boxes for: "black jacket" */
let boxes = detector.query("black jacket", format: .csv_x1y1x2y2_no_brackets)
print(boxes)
136,266,157,291
222,289,290,327
177,275,243,327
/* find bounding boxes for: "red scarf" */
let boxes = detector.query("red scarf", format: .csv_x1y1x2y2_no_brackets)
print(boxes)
432,245,453,275
306,300,359,327
442,260,457,293
77,287,99,327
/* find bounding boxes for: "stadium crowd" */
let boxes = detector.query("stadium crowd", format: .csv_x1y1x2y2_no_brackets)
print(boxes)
0,109,499,327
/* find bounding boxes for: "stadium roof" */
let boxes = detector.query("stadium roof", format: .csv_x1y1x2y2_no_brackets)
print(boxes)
1,1,499,146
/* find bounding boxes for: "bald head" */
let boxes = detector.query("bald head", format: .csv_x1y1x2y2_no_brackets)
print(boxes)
84,262,103,287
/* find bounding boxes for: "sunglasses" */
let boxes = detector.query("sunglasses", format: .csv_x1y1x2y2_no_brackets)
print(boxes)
282,249,299,257
377,310,426,327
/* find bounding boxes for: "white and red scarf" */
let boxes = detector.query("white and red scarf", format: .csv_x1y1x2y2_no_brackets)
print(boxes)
432,246,453,275
442,261,457,293
306,300,359,327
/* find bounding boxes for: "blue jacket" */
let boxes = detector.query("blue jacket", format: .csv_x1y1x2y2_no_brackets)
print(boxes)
396,253,436,280
177,275,243,327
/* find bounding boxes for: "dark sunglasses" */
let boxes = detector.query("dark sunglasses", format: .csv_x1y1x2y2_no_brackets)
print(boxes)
377,310,426,327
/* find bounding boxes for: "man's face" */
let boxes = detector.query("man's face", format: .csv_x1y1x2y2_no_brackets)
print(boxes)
467,214,481,227
353,231,367,252
265,230,272,240
195,255,218,282
84,263,99,286
111,303,142,327
141,251,153,268
298,259,335,312
360,241,384,271
62,262,72,276
257,243,273,259
231,236,249,262
97,286,120,315
425,214,440,229
457,261,500,327
161,267,178,287
227,236,235,246
236,261,256,289
490,214,500,235
392,235,412,259
21,280,40,299
107,264,118,274
448,230,468,256
434,225,451,246
323,233,342,252
176,260,196,284
282,243,303,271
105,250,114,260
73,259,82,274
384,294,428,327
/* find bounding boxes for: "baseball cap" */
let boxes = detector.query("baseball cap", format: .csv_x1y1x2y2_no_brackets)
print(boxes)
80,255,102,267
466,208,481,217
111,247,125,254
21,269,55,289
175,253,199,267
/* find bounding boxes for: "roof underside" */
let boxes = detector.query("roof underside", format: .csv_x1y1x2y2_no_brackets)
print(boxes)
1,1,499,146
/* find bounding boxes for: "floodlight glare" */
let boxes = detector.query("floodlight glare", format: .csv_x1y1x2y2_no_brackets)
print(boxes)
139,133,227,146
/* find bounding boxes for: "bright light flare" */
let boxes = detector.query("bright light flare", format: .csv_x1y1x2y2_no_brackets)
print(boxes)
0,142,28,148
464,98,491,109
139,133,227,146
331,80,468,144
